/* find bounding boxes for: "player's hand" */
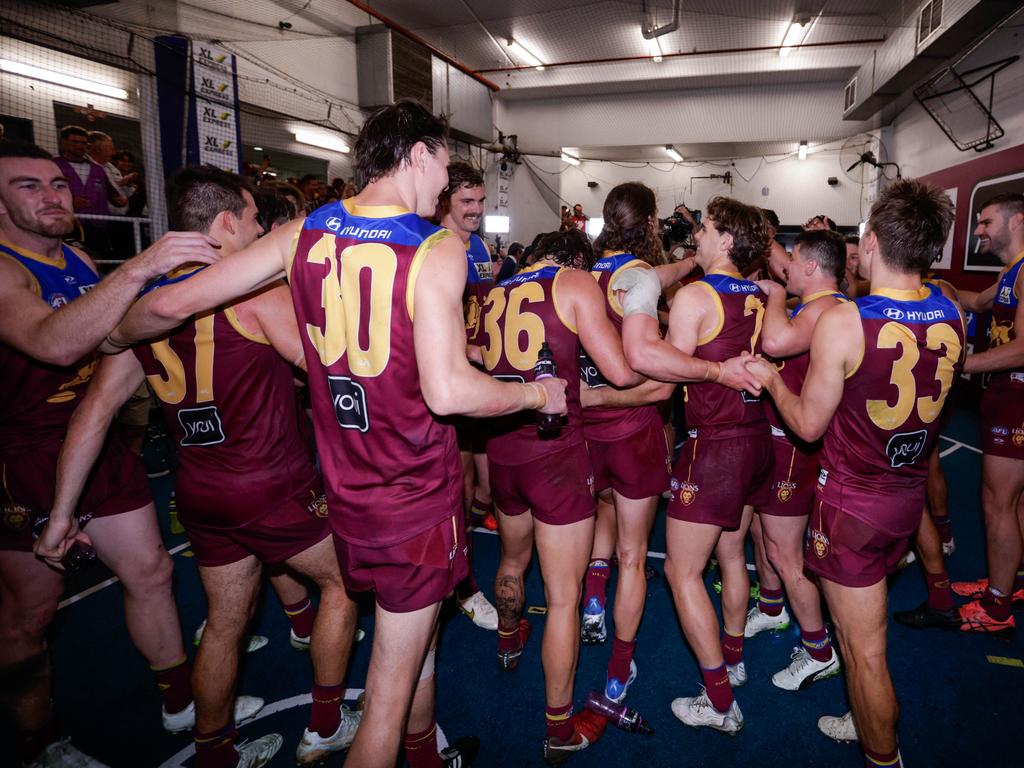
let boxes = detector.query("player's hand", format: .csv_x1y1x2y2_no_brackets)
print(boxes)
717,353,763,395
32,517,91,569
756,279,783,298
131,231,223,280
537,376,568,415
743,354,778,389
611,267,660,319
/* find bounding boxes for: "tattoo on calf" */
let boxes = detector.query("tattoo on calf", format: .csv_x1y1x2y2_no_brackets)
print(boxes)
495,574,524,624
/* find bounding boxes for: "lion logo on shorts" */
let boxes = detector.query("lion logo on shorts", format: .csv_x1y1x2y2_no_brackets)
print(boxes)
810,529,830,559
776,482,796,503
1,502,30,532
679,482,699,506
1014,429,1024,448
308,493,329,518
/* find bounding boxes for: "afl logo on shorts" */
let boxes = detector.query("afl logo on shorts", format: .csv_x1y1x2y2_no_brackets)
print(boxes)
776,481,796,503
308,492,328,518
810,529,830,559
1,502,30,532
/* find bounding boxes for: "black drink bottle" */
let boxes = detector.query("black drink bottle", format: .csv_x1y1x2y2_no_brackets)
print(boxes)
534,342,560,435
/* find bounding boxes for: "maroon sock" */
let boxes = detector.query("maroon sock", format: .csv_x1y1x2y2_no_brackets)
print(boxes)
17,720,60,762
982,587,1013,621
283,598,316,639
800,626,833,663
721,631,744,667
498,618,523,653
309,683,342,737
757,586,785,616
194,720,239,768
152,655,192,714
608,636,636,684
403,722,441,768
545,703,574,741
700,665,734,712
583,559,610,610
1015,566,1024,593
864,745,901,766
932,516,953,545
925,570,955,612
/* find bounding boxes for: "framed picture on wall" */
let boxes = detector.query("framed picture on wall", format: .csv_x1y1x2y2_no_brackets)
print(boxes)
0,114,34,143
964,170,1024,272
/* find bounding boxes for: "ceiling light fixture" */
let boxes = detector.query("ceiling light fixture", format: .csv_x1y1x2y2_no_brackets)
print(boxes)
560,151,581,166
665,145,683,162
640,30,664,63
779,17,812,57
294,130,350,154
0,58,128,100
798,140,808,160
253,146,263,151
507,38,545,71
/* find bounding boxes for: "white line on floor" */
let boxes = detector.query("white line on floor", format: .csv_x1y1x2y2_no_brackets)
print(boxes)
57,540,192,611
939,435,982,454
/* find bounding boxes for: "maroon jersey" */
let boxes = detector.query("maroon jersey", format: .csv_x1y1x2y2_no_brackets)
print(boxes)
0,241,100,453
482,263,583,465
464,233,494,343
582,251,660,441
289,200,463,547
133,304,318,529
766,290,849,447
684,271,769,431
818,285,965,536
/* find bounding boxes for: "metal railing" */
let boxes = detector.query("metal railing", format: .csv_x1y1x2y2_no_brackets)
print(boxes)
75,213,152,265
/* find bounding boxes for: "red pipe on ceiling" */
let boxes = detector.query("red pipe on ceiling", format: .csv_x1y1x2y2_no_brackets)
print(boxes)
344,0,500,91
475,37,886,74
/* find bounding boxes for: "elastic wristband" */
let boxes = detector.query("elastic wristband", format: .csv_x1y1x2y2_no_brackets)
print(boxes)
528,381,547,410
714,362,724,383
105,332,131,351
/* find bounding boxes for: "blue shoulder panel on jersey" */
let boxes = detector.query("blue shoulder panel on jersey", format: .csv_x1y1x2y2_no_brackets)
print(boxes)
0,242,98,307
791,291,847,318
139,264,206,296
995,258,1023,309
856,287,960,324
701,272,760,295
592,253,638,274
303,200,444,249
499,265,559,287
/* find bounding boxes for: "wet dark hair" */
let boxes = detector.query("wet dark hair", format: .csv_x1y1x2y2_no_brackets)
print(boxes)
594,182,665,266
844,235,860,246
0,140,53,161
867,178,954,274
760,208,780,230
794,229,846,282
706,196,772,272
253,187,291,232
980,192,1024,220
534,228,596,271
441,161,484,200
355,99,448,185
166,165,249,233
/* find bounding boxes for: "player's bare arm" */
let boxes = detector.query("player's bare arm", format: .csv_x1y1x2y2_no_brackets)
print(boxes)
237,281,307,372
0,232,220,365
581,377,676,408
757,279,837,358
957,281,997,313
414,233,567,418
747,302,861,441
965,273,1024,373
113,218,302,346
34,351,146,565
560,268,644,389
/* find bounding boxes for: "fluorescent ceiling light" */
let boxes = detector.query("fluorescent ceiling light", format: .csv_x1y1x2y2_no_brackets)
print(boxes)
779,18,812,57
560,151,580,166
485,215,510,234
294,130,349,154
253,146,263,151
507,38,545,70
798,140,808,160
665,145,683,162
0,58,128,100
586,217,605,238
640,30,664,62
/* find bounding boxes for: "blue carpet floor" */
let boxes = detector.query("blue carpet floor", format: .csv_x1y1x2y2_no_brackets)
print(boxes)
17,406,1024,767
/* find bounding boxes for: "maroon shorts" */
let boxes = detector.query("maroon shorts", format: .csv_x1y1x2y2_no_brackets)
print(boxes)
489,442,596,526
333,513,469,613
185,485,331,568
804,495,912,588
456,418,488,456
759,435,819,517
0,433,151,552
588,417,671,500
981,384,1024,459
667,426,773,530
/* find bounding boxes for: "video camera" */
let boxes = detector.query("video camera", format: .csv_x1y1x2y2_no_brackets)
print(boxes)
659,207,701,251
